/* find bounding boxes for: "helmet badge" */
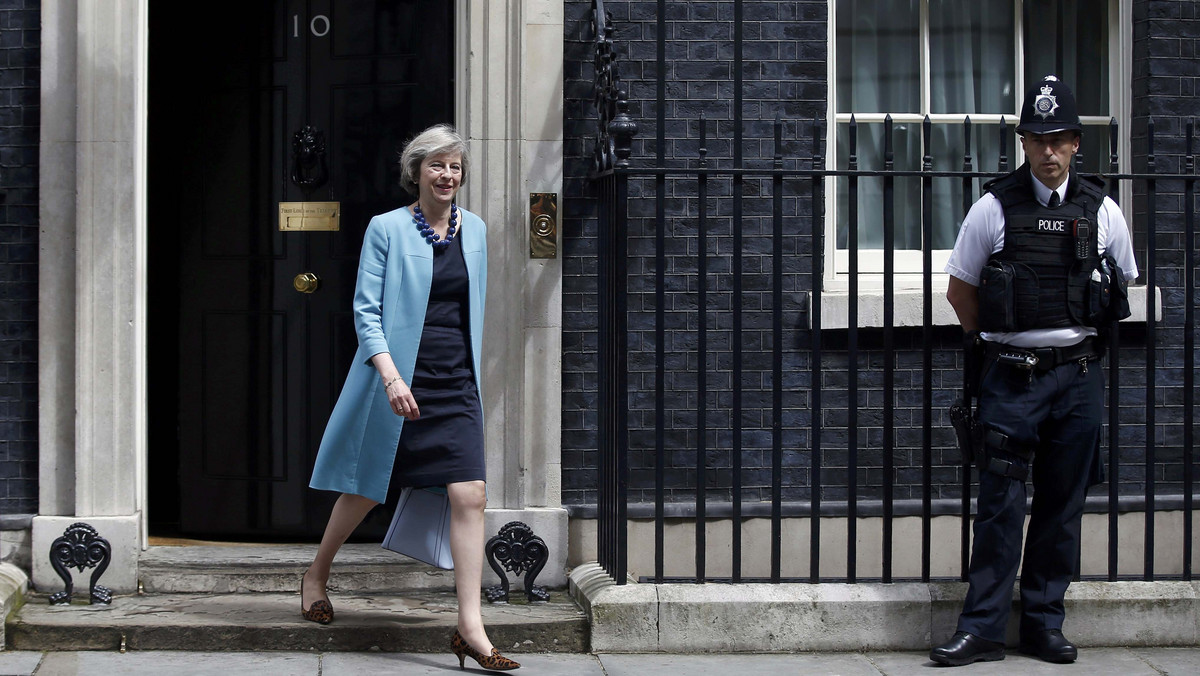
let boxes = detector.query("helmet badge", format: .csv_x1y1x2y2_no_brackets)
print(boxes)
1033,84,1059,120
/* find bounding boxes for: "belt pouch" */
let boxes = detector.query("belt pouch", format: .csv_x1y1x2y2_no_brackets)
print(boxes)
1084,255,1132,325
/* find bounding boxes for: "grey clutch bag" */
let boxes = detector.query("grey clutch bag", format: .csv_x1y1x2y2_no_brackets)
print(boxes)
381,487,455,570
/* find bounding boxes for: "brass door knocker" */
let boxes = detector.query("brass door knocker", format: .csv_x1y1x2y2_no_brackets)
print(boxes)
290,125,328,197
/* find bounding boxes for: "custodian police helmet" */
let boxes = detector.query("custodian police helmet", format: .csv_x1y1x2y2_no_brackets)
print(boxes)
1016,75,1082,136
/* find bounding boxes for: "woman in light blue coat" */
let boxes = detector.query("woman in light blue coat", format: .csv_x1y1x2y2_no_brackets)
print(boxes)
301,125,518,671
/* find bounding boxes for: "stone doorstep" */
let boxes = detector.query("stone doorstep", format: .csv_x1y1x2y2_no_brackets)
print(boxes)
138,543,457,593
5,589,588,653
569,563,1200,653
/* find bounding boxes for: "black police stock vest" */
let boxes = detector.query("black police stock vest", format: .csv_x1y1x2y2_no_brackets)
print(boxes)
977,164,1107,331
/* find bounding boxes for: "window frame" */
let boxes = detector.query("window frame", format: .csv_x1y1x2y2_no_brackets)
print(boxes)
823,0,1131,296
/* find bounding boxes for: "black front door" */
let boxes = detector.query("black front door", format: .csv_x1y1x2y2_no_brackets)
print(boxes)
148,1,453,538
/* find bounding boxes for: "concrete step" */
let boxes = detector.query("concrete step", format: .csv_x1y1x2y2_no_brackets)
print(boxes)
6,589,588,653
139,543,457,593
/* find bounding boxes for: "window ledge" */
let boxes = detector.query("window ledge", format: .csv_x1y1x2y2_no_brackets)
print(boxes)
808,285,1161,330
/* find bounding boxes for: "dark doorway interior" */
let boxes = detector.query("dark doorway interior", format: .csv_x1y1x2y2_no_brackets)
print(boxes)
148,0,454,540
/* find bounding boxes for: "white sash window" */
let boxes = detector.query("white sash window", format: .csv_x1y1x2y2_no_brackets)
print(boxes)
828,0,1129,286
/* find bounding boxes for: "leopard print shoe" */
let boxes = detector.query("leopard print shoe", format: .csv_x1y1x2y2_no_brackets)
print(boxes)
300,569,334,624
451,630,520,671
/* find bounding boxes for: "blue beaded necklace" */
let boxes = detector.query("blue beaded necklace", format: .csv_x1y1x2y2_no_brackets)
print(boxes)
413,204,458,249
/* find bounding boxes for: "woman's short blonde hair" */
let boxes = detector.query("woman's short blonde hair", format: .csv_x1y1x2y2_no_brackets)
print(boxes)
399,123,469,191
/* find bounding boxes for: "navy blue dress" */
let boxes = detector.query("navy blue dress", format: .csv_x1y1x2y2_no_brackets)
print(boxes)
388,230,485,490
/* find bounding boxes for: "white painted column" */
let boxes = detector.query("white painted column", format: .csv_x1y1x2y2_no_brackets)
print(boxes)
457,0,568,586
37,0,77,521
33,0,147,594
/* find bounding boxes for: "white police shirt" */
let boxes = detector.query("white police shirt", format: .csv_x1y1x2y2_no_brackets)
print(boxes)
944,173,1140,348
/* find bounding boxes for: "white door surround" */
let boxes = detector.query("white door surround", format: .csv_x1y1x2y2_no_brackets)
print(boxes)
35,0,567,592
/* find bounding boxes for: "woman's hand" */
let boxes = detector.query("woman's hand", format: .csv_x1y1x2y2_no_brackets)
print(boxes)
384,377,419,420
372,353,420,420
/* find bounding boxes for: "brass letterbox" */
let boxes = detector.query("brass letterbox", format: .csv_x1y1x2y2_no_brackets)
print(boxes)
279,201,341,232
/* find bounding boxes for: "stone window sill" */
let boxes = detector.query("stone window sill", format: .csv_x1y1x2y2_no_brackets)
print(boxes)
809,284,1160,330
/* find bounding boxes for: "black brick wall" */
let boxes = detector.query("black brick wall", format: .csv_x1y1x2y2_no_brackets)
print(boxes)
564,0,1197,511
0,0,38,516
1128,0,1200,498
565,1,835,508
6,3,1187,520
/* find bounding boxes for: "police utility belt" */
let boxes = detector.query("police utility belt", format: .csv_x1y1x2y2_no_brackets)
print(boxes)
968,337,1104,481
984,335,1103,373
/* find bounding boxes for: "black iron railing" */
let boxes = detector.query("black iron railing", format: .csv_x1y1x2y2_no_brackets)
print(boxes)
592,0,635,584
588,0,1199,586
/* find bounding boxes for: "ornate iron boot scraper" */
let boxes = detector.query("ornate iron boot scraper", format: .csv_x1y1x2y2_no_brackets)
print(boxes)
48,522,113,605
485,521,550,603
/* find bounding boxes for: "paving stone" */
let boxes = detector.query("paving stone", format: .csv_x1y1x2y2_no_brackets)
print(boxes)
865,647,1162,676
0,650,42,676
1129,646,1200,675
33,651,318,676
596,653,881,676
322,651,606,675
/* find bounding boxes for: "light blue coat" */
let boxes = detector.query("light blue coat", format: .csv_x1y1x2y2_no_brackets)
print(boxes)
309,205,487,503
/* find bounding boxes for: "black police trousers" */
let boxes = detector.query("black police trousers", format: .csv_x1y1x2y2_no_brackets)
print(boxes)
956,354,1103,642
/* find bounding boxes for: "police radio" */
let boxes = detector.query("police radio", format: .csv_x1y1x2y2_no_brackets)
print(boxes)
1073,218,1090,260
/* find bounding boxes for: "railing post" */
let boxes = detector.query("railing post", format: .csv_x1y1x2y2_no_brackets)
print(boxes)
1145,118,1157,581
1185,118,1196,581
960,117,975,580
846,115,860,584
653,0,667,587
882,114,895,583
696,112,709,584
772,115,785,583
1107,117,1122,581
998,116,1009,173
920,115,933,582
590,0,635,585
809,115,823,583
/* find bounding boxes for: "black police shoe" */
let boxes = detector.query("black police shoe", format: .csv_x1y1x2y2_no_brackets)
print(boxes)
1018,628,1077,663
930,631,1006,666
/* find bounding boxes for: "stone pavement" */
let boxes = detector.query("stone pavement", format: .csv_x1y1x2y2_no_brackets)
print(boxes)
1,647,1199,675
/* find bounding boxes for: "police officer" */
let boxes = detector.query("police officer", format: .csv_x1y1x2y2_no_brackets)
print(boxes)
930,76,1137,666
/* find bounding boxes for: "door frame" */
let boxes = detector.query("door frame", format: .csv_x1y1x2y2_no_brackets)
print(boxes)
34,0,568,591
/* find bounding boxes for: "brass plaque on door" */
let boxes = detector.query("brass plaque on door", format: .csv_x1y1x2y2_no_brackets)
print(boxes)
279,201,340,231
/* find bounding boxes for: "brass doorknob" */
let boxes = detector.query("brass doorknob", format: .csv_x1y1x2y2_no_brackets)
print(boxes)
293,272,320,293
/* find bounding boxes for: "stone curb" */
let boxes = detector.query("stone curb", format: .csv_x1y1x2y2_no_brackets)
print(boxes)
0,562,30,650
7,616,586,654
568,563,1200,652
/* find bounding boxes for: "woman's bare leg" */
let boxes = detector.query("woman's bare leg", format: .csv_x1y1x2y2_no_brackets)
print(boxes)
303,492,378,609
447,480,491,652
